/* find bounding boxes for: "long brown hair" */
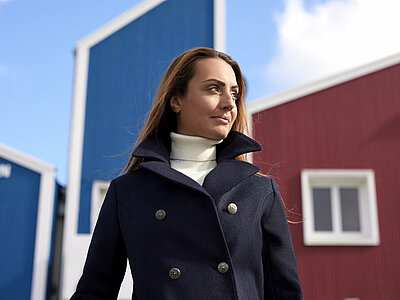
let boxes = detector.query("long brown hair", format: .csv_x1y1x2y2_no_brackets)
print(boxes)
122,47,249,173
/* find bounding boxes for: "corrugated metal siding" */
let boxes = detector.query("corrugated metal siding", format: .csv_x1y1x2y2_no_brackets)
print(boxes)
0,157,41,299
78,0,214,233
252,64,400,299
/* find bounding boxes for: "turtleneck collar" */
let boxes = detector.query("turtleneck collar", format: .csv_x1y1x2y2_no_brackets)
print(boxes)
131,130,262,163
170,132,223,162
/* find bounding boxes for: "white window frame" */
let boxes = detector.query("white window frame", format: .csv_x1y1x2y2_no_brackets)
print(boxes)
91,180,111,231
301,169,379,246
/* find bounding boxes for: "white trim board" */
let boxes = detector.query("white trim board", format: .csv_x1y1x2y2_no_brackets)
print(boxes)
248,52,400,115
0,143,56,300
31,167,56,300
214,0,226,52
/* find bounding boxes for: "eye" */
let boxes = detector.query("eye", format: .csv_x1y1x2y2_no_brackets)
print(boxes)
231,91,239,101
209,86,220,92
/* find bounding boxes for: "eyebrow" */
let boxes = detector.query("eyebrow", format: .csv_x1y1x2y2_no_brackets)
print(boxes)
201,78,239,89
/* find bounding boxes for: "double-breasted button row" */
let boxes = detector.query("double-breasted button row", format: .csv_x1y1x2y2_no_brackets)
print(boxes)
227,203,237,214
168,263,228,280
155,209,166,220
158,205,237,220
161,205,229,279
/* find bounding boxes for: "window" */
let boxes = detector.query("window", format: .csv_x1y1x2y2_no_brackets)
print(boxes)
91,180,111,231
301,169,379,246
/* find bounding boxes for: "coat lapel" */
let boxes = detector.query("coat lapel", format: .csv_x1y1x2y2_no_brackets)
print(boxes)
202,160,260,200
202,131,261,199
140,161,210,197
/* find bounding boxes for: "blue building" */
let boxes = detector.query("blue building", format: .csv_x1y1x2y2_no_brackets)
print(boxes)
0,143,56,300
61,0,226,298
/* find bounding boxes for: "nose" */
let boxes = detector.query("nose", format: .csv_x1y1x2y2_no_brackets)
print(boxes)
220,90,236,110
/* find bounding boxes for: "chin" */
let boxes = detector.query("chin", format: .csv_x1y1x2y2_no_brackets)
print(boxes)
206,129,230,140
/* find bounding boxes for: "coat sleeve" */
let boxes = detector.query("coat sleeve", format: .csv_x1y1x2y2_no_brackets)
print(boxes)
261,178,303,300
70,180,128,300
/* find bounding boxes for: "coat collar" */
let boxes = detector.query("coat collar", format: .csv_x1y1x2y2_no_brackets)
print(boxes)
131,131,262,199
216,130,262,163
132,131,261,163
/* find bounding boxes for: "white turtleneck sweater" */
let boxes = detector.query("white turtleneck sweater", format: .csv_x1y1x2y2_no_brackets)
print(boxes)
170,132,223,186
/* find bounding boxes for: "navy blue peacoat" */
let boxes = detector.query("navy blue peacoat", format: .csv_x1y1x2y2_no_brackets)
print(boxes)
71,131,303,300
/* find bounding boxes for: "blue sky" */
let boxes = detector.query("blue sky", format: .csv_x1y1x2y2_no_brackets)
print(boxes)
1,0,400,185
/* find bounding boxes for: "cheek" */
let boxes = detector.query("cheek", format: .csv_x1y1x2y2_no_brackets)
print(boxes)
232,107,238,123
229,108,238,130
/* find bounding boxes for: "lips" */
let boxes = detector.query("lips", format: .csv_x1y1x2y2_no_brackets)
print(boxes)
211,115,230,125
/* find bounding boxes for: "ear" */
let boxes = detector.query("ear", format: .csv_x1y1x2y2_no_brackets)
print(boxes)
170,96,182,113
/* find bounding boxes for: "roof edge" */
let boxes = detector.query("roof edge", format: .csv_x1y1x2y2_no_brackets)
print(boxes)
77,0,166,49
0,143,55,174
248,52,400,114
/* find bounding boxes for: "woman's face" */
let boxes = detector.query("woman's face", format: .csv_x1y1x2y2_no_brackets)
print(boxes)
171,58,239,140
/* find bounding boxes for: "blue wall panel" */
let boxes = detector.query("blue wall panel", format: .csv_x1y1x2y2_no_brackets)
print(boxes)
78,0,214,233
0,157,40,299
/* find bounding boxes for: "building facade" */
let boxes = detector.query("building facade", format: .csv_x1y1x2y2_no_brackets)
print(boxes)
61,0,226,299
0,144,56,300
248,53,400,299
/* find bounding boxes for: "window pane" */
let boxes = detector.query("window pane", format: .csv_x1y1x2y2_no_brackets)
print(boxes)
96,188,108,209
313,188,332,231
340,188,361,231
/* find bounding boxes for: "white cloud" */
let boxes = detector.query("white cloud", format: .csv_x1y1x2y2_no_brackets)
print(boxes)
0,0,11,3
266,0,400,91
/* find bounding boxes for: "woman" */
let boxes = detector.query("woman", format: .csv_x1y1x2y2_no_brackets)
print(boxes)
71,47,303,299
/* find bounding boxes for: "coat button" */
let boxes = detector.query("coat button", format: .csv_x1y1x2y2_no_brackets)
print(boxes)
227,203,237,214
155,209,166,220
169,267,181,279
217,262,229,274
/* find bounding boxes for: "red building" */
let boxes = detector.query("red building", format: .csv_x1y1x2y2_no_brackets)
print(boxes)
249,53,400,299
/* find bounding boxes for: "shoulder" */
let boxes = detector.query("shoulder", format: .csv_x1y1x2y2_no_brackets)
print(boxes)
250,174,282,216
251,173,278,196
111,168,147,190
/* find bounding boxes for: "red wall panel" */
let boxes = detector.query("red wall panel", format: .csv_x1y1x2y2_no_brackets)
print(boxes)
252,64,400,299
